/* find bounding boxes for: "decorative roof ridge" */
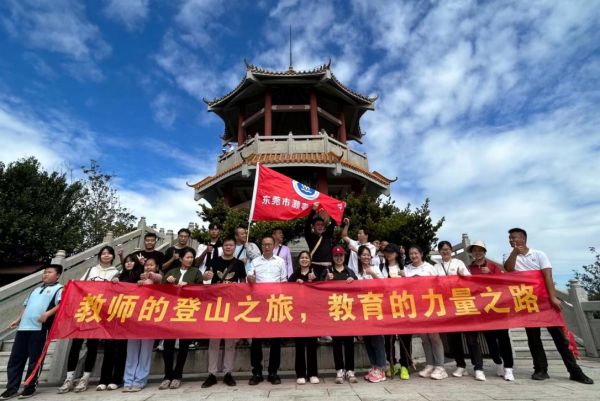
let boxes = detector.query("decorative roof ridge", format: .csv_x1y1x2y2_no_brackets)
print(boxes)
244,57,332,76
330,73,378,103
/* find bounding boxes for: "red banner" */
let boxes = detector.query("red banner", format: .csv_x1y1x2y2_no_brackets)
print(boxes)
249,163,346,224
49,271,564,340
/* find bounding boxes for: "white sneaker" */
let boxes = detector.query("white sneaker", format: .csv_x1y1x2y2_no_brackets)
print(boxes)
296,378,306,385
474,370,486,381
309,376,320,384
504,368,514,381
418,365,435,378
96,384,107,391
335,369,345,384
58,378,74,394
452,367,468,377
495,363,505,377
346,370,358,383
107,383,119,390
430,367,448,380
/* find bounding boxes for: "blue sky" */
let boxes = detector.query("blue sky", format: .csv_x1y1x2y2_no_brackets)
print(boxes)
1,0,599,287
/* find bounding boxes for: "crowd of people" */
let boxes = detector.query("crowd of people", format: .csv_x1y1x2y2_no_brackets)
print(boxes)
0,204,594,399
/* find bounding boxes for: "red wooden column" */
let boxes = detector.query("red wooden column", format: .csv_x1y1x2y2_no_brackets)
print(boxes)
222,185,233,207
310,90,318,135
264,88,272,136
237,109,245,145
316,169,328,194
338,108,347,143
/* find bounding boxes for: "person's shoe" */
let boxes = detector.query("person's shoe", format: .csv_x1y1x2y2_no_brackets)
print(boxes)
504,368,515,381
74,377,89,393
248,375,263,385
155,341,164,351
366,368,386,383
107,383,119,390
385,366,393,378
121,387,132,393
531,370,550,380
296,377,306,385
17,387,35,400
495,363,505,377
452,367,467,377
201,374,217,388
569,372,594,385
430,367,448,380
169,379,181,389
57,379,74,394
317,336,333,344
418,365,435,378
400,366,410,380
158,380,171,390
393,363,402,376
364,368,374,380
309,376,320,384
474,370,486,381
335,370,345,384
267,374,281,385
130,387,142,392
346,370,358,383
95,384,107,391
0,390,18,400
188,342,196,350
223,373,236,387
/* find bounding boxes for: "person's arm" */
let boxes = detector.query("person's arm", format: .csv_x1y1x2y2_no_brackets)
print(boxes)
162,248,178,271
503,247,519,272
285,247,294,278
542,268,561,310
38,304,59,324
341,217,351,243
457,260,471,276
325,213,337,237
8,308,24,329
305,209,316,238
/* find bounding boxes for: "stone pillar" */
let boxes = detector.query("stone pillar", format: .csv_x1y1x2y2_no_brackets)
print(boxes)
103,231,114,246
568,280,599,357
51,250,66,267
310,90,318,135
166,229,174,246
316,169,328,194
264,88,272,136
137,217,147,248
460,233,472,264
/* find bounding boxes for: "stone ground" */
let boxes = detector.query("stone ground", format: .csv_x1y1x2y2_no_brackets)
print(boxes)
27,358,600,401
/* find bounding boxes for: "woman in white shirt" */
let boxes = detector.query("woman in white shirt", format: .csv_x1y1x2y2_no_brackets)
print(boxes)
405,246,448,380
435,241,485,381
356,246,387,383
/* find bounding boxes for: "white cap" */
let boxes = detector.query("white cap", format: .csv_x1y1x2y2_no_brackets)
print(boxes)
467,240,487,253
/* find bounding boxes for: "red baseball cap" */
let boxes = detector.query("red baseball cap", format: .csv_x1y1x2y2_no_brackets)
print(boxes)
332,245,346,256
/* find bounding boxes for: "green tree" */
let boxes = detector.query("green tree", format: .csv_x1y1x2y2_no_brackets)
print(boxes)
573,248,600,300
0,157,86,265
78,160,136,249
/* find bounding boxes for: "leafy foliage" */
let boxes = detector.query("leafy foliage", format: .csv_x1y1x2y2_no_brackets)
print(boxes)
573,248,600,301
78,160,136,249
0,157,86,265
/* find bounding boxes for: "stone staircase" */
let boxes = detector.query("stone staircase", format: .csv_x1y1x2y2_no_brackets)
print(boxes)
510,328,561,360
0,338,58,386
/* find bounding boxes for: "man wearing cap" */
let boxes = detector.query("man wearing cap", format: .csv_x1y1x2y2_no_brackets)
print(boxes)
324,245,358,384
304,203,337,279
504,228,593,384
341,217,378,276
467,240,514,381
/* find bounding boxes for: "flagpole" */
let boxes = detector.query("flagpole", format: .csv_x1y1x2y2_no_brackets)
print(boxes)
247,162,261,244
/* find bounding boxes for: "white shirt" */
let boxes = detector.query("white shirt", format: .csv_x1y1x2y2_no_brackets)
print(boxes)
356,264,384,280
404,262,443,277
82,264,119,281
178,268,187,284
250,255,287,283
347,239,378,276
435,258,471,276
387,264,401,278
514,248,552,271
235,243,261,272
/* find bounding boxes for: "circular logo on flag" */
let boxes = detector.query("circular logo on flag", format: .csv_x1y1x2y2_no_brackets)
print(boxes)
292,180,320,201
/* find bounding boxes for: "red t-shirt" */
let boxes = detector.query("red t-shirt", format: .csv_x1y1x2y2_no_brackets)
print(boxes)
468,259,502,275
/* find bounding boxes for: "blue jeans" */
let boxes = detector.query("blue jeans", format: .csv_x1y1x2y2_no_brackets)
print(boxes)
363,335,386,369
124,339,154,388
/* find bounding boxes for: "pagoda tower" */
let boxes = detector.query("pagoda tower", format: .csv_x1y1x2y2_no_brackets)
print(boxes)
190,59,393,208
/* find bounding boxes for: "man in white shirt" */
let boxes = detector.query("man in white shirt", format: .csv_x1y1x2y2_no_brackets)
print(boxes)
341,218,378,276
247,237,286,386
234,227,261,273
504,227,593,385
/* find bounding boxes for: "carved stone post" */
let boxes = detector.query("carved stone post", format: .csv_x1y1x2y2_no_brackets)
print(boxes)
569,280,599,357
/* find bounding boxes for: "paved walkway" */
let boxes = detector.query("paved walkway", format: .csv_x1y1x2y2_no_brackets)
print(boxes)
31,358,600,401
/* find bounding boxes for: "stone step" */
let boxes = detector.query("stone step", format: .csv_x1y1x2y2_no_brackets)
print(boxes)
0,339,57,353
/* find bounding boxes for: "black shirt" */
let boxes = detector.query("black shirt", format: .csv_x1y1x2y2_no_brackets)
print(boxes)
164,246,184,270
209,256,246,284
289,270,320,283
304,209,337,264
324,265,358,281
136,250,164,271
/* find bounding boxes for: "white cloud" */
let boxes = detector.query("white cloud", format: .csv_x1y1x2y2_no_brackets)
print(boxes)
103,0,149,31
150,92,179,128
0,0,111,81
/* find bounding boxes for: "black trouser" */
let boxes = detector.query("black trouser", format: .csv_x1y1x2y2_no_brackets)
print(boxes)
67,338,99,372
162,339,191,380
448,332,483,370
384,335,396,365
398,334,412,368
99,340,127,385
251,338,281,376
483,330,514,368
5,330,47,393
525,326,582,374
295,337,318,378
332,336,354,371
